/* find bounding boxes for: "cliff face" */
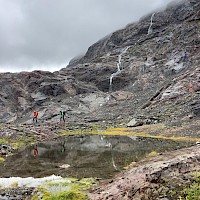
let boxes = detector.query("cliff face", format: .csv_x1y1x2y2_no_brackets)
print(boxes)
0,0,199,125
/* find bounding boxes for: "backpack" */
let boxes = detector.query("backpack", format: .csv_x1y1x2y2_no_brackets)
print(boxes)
60,111,65,116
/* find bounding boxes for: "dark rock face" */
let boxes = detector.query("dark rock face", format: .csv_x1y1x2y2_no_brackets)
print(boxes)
190,100,200,117
0,70,100,123
0,0,199,125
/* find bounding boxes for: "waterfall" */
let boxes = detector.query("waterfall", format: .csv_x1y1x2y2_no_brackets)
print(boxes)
109,71,119,92
147,13,155,35
117,46,129,71
117,55,122,71
109,46,130,92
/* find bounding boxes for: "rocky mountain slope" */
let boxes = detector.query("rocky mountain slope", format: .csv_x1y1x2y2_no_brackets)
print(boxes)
0,0,199,127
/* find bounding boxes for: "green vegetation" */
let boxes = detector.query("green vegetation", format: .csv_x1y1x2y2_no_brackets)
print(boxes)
148,151,158,157
0,136,36,150
181,182,200,200
11,136,36,149
0,138,9,144
59,121,200,143
32,178,95,200
179,172,200,200
10,181,18,188
68,178,95,191
46,178,95,191
102,127,200,142
0,157,5,163
39,190,88,200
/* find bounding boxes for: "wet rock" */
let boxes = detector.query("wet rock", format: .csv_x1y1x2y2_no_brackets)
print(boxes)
59,164,70,169
0,187,37,200
110,91,133,101
127,118,143,127
0,144,13,156
127,116,160,127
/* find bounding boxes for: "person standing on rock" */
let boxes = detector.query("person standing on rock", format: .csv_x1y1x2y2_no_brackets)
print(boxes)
60,111,65,123
33,111,38,123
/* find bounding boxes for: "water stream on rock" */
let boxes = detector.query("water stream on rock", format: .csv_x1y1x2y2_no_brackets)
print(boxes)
109,47,130,92
148,13,155,35
0,135,193,184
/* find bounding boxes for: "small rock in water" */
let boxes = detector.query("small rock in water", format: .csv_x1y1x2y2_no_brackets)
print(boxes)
59,164,70,169
196,142,200,146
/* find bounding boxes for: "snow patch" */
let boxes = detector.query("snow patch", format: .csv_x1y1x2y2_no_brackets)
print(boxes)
0,175,69,188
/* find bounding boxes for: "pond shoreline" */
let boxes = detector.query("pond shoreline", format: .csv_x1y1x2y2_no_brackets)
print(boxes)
1,145,199,199
0,122,200,199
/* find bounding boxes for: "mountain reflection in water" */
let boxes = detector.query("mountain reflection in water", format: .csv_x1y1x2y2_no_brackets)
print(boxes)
0,135,193,179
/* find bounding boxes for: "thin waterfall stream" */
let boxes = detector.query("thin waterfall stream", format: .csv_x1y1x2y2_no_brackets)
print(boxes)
148,13,155,35
109,46,130,92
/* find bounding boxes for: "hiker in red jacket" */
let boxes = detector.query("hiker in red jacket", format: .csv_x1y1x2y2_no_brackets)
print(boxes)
33,111,38,123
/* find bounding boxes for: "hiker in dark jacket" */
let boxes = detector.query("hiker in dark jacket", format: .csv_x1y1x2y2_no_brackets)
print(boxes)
60,111,65,123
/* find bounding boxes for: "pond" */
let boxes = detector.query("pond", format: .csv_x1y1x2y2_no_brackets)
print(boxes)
0,135,193,179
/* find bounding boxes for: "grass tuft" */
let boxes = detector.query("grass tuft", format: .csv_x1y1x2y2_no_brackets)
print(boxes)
148,151,158,157
41,190,88,200
0,157,5,163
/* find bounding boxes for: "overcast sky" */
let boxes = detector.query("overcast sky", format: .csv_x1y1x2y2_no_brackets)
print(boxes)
0,0,175,73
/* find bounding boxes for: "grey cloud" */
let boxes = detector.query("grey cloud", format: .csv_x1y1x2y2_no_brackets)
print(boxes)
0,0,175,72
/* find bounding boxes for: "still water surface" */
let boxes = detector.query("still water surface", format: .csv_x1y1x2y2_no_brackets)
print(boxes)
0,135,193,179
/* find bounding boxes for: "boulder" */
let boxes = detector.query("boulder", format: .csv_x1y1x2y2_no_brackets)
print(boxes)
127,118,144,127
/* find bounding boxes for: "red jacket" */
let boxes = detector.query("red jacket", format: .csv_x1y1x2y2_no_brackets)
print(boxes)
34,111,38,118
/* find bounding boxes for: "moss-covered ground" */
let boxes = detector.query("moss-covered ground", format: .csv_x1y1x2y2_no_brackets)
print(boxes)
0,136,36,149
32,178,96,200
59,123,200,143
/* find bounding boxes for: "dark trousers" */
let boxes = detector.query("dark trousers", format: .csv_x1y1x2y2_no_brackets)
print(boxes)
60,116,65,122
33,117,38,123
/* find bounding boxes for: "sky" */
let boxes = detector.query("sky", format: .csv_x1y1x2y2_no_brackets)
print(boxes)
0,0,175,73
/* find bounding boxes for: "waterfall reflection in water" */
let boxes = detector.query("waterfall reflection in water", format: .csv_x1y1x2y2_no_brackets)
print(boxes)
0,135,193,179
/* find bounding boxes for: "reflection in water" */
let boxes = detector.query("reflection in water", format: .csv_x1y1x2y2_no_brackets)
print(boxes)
0,135,193,179
109,142,118,171
112,156,118,171
60,141,65,153
33,144,38,157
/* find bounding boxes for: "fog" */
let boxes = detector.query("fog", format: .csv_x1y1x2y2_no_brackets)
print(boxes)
0,0,176,72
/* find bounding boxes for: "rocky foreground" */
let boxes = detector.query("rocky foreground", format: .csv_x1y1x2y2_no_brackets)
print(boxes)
0,187,37,200
89,145,200,200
